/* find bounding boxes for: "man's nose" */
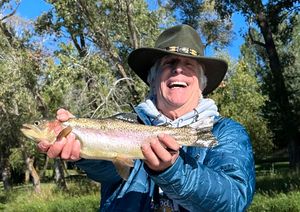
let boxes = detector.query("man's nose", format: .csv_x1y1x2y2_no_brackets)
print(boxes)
171,62,184,74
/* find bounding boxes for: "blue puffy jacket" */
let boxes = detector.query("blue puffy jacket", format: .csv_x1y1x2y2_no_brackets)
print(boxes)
75,116,255,211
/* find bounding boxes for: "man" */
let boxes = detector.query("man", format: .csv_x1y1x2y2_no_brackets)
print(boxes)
38,24,255,211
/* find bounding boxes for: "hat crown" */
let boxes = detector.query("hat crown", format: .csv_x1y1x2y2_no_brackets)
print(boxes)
155,24,204,56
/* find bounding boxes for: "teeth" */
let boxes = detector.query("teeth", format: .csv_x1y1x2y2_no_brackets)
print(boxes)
169,82,187,88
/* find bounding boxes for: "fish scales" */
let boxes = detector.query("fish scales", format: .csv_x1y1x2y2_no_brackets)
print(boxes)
21,116,217,179
21,117,217,162
63,118,199,159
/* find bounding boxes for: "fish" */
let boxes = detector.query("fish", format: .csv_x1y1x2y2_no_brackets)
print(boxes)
21,114,217,179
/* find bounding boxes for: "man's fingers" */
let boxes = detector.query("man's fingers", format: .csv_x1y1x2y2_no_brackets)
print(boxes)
149,139,173,163
37,140,51,152
141,141,160,167
157,134,180,152
70,139,81,160
47,137,67,158
60,134,76,159
61,133,81,160
56,108,75,122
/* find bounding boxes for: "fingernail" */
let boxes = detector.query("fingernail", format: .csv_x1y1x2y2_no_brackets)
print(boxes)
70,155,76,160
157,134,165,139
141,143,150,150
150,139,158,145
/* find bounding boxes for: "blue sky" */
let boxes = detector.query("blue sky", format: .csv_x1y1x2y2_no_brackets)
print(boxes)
16,0,52,19
16,0,245,59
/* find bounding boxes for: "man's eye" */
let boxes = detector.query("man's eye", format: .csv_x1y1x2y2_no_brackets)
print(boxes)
163,61,171,65
185,62,194,67
163,60,175,66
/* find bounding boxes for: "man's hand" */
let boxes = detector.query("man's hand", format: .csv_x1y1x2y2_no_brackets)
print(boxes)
37,108,81,161
141,134,180,172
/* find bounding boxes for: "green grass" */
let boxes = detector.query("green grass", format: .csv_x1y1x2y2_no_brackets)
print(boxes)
1,164,300,212
1,178,100,212
248,162,300,211
249,191,300,212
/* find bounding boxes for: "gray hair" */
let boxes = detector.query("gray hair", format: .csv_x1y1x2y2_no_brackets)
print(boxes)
146,58,207,100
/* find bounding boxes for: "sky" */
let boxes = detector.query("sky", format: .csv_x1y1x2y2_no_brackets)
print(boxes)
16,0,245,59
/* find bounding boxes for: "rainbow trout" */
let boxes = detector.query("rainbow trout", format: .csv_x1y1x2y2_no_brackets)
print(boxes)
21,113,217,179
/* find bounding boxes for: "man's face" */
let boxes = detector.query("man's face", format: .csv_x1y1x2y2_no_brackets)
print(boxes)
155,55,202,119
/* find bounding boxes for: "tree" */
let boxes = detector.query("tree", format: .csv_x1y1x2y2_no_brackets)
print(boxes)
239,13,300,161
0,0,52,191
213,0,300,167
0,19,43,191
35,0,170,107
211,57,273,159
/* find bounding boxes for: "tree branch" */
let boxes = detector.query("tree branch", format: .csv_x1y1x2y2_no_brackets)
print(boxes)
0,3,20,22
124,0,139,49
248,28,266,47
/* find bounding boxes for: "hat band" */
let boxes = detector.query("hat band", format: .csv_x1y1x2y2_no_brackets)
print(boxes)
165,46,199,56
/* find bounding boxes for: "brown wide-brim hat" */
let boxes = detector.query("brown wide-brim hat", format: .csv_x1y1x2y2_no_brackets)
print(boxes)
128,24,228,95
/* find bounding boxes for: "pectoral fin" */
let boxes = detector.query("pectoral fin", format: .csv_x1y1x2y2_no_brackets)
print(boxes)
113,157,135,180
80,149,134,181
57,126,72,139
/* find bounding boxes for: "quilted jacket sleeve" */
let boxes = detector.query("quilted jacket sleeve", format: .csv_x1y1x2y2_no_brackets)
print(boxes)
146,118,256,211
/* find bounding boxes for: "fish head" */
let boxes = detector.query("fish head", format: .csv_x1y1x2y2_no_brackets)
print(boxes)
21,120,60,144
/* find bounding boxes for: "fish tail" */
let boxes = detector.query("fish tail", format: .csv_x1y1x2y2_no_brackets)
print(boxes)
194,126,217,147
189,117,218,148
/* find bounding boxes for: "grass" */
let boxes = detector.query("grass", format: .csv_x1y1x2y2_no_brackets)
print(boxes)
1,163,300,211
249,191,300,212
0,176,100,212
248,162,300,211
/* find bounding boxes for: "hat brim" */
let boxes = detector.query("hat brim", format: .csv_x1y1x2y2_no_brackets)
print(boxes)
128,47,228,95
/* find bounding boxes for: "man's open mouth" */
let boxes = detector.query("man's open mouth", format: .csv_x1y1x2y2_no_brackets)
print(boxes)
168,81,188,88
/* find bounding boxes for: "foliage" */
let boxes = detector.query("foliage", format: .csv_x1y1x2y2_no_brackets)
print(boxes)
213,0,300,166
1,179,100,212
280,15,300,138
240,14,300,150
34,0,167,105
211,58,273,158
40,43,136,118
162,0,233,50
0,24,43,175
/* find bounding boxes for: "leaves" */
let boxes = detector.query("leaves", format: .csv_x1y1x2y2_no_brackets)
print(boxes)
211,58,273,158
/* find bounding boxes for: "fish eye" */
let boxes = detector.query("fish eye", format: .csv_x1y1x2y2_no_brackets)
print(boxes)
34,121,40,126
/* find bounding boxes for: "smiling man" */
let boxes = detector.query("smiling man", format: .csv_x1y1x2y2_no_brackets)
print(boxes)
38,24,255,211
155,55,202,119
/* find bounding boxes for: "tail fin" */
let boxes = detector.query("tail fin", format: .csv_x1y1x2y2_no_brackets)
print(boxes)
190,117,218,148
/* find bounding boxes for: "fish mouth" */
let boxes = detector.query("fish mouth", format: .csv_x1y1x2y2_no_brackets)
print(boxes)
21,124,32,130
167,81,188,89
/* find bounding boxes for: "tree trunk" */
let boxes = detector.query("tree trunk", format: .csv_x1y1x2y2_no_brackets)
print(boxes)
54,159,68,190
2,165,12,190
40,155,49,179
25,156,41,193
256,9,300,167
25,168,30,184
